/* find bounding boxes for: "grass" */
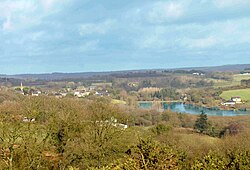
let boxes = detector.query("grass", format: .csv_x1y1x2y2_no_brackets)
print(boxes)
220,88,250,102
171,130,220,159
213,74,250,88
111,99,126,105
212,80,238,88
234,74,250,82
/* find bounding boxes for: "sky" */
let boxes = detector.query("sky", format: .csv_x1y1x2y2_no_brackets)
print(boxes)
0,0,250,74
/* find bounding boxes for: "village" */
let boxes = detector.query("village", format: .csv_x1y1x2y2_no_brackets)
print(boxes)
14,82,110,98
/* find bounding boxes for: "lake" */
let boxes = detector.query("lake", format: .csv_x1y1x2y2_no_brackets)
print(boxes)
138,102,250,116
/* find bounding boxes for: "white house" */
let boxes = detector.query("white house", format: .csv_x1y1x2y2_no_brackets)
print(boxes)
32,90,41,96
74,91,90,98
221,101,235,106
23,117,35,122
231,96,242,104
192,72,205,76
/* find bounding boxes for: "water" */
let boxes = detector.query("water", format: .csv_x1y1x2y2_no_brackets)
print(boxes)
138,102,250,116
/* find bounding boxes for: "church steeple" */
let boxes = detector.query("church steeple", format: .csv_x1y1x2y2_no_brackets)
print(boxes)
20,82,23,91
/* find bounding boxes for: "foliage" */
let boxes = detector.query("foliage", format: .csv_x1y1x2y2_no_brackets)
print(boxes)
192,149,250,170
102,137,186,170
152,88,180,101
210,72,233,81
0,92,250,169
151,124,172,135
220,122,243,137
194,111,209,133
191,152,227,170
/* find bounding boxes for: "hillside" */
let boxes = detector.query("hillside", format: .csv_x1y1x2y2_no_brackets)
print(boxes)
1,64,249,80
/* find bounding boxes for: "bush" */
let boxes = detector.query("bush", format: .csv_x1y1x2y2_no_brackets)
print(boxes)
103,138,186,170
192,149,250,170
191,152,227,170
151,124,172,135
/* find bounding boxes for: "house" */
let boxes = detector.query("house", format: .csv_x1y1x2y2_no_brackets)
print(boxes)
96,117,128,129
74,91,90,98
182,96,188,101
16,90,25,95
128,82,138,87
88,85,97,91
76,86,86,91
95,90,109,97
192,72,205,76
138,87,161,93
231,96,242,103
74,91,81,96
32,90,41,96
60,92,67,97
221,101,235,106
23,117,35,122
54,93,63,98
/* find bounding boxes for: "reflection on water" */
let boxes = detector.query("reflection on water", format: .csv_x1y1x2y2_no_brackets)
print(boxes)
139,102,250,116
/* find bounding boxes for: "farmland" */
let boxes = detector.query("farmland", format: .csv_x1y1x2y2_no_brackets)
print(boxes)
213,74,250,88
220,88,250,102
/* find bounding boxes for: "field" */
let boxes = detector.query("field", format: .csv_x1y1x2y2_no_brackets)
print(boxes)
233,74,250,82
220,88,250,102
212,79,238,87
213,74,250,88
111,99,126,104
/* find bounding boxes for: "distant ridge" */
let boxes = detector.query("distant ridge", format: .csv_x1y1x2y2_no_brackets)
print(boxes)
1,64,250,80
170,64,250,72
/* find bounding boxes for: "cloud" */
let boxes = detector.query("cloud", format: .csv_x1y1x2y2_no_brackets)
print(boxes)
0,0,68,32
147,1,185,23
79,19,115,36
135,27,168,49
40,0,69,11
3,16,12,31
132,17,250,52
40,0,58,10
0,1,36,31
184,36,219,49
0,0,250,73
213,0,250,8
79,40,99,51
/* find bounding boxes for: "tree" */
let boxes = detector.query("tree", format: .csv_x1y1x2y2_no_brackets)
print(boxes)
101,138,185,170
219,122,243,137
194,111,208,133
141,80,152,88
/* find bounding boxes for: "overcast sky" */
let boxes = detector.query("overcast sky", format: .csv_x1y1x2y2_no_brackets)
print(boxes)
0,0,250,74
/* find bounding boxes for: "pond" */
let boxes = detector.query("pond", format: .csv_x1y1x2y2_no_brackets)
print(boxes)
138,102,250,116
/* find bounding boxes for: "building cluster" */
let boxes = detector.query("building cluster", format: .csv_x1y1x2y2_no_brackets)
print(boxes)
96,117,128,129
15,82,110,99
54,85,110,98
221,96,242,106
192,72,205,76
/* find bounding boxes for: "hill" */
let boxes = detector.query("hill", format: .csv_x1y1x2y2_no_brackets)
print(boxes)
0,64,249,80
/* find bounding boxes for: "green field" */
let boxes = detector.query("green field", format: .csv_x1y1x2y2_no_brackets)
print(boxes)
111,99,126,105
213,74,250,88
220,88,250,102
233,74,250,82
212,79,238,87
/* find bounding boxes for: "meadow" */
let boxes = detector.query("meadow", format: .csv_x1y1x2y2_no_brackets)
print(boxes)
220,88,250,102
213,74,250,88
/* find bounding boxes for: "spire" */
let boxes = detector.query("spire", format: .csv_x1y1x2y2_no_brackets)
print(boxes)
20,82,23,91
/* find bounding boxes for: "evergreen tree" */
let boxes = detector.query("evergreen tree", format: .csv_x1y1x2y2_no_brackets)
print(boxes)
194,111,208,133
